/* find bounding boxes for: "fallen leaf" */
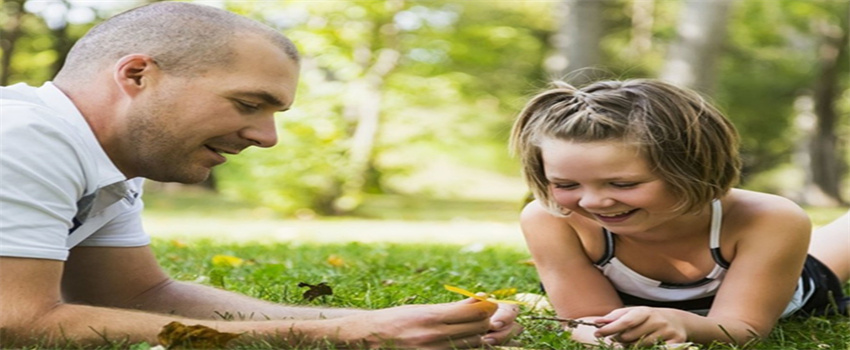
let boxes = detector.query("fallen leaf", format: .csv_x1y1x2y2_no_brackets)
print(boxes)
157,321,240,349
211,254,243,268
444,285,526,305
326,254,345,267
490,287,518,298
298,282,333,301
518,259,536,266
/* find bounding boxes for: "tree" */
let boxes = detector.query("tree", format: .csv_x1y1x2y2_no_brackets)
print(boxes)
1,0,27,86
805,3,848,205
215,1,550,216
660,0,734,95
549,0,605,84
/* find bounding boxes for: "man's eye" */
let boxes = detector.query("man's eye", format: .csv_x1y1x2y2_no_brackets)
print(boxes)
235,100,260,112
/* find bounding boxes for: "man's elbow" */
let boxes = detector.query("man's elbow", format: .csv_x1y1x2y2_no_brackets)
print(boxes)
0,304,59,348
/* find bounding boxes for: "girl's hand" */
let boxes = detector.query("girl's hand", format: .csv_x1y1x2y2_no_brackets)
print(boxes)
593,306,689,346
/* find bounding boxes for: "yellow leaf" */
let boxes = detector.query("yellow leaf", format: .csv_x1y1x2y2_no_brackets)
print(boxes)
443,285,526,305
518,259,536,266
170,240,187,248
158,321,240,349
211,254,243,268
490,287,518,298
326,254,345,267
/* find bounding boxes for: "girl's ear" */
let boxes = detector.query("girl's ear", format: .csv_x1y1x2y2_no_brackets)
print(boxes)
113,54,159,97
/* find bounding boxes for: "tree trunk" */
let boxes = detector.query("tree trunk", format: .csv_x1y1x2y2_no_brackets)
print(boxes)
808,17,848,205
660,0,733,95
334,26,401,214
1,0,27,86
548,0,605,85
628,0,655,59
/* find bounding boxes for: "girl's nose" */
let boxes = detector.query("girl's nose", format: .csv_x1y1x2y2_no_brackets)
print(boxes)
578,190,615,209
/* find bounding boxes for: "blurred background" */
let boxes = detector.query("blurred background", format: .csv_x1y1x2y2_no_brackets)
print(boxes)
2,0,847,242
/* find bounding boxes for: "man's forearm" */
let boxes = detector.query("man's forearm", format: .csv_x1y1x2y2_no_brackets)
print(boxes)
123,279,365,320
6,302,345,348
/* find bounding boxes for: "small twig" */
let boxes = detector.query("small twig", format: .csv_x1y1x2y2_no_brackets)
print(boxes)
527,315,604,328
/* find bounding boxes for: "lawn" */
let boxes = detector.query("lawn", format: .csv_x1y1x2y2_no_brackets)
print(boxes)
141,239,849,350
134,190,850,349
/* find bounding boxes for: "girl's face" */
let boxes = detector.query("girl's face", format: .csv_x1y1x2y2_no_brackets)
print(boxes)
540,137,682,235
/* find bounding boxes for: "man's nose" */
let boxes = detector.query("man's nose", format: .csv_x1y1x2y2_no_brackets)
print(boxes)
240,114,278,148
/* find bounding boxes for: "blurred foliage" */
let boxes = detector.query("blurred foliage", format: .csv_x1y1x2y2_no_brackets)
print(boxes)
215,0,550,214
719,0,849,176
3,0,848,215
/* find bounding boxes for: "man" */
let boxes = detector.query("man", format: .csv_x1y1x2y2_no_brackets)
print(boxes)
0,2,521,348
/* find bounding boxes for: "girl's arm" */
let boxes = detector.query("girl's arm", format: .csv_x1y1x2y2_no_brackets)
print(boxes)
699,194,811,343
593,193,811,346
519,201,622,344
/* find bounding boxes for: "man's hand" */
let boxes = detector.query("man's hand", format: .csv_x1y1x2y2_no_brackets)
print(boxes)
334,300,500,349
483,302,524,346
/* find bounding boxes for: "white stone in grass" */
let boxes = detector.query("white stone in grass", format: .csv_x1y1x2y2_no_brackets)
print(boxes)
660,342,697,350
513,292,553,312
460,242,485,253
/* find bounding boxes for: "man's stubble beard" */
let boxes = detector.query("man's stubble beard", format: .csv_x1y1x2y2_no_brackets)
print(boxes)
123,104,211,184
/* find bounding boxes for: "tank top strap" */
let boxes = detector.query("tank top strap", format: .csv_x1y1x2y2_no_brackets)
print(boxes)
709,200,731,269
596,228,615,266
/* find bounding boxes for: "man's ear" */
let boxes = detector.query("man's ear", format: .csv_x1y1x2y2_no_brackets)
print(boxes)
113,54,159,97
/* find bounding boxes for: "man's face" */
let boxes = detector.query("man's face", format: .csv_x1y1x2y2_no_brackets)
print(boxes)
120,34,299,183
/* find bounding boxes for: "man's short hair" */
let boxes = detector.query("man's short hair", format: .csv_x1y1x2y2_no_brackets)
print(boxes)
57,2,298,80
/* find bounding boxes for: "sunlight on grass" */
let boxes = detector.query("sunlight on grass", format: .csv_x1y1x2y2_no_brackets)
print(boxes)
142,188,529,247
143,213,527,247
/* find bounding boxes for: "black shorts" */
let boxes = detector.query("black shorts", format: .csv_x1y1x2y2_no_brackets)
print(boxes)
796,255,848,316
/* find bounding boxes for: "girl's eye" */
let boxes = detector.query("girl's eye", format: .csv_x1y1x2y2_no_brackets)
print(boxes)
552,183,578,190
611,182,638,188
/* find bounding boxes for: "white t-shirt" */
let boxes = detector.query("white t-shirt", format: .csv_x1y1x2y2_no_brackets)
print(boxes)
0,82,150,261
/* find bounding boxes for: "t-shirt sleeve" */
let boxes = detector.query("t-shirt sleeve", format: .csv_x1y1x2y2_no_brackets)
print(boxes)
0,107,88,261
77,178,151,248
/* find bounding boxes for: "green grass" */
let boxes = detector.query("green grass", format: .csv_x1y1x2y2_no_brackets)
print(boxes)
148,240,847,349
39,190,849,349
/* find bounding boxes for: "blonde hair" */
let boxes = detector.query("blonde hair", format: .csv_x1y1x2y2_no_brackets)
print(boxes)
510,79,741,215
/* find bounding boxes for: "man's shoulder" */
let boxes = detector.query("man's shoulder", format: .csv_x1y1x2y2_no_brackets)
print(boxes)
1,83,44,106
1,83,83,143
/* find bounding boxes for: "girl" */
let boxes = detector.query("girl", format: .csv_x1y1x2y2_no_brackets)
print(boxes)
510,79,849,347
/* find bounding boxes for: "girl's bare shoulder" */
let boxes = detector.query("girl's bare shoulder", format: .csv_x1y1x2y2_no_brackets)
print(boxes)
519,200,606,260
724,189,809,221
722,189,811,241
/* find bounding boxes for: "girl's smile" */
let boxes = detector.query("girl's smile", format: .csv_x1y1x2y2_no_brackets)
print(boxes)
540,137,683,236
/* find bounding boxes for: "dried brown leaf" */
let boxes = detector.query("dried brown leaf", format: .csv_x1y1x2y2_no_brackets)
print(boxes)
298,282,333,301
158,321,241,349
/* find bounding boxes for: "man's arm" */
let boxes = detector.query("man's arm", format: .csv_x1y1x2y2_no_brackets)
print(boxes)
0,247,506,348
62,246,361,320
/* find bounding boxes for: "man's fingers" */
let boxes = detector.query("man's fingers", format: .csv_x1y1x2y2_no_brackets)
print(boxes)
490,303,520,331
441,300,498,325
483,322,524,346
